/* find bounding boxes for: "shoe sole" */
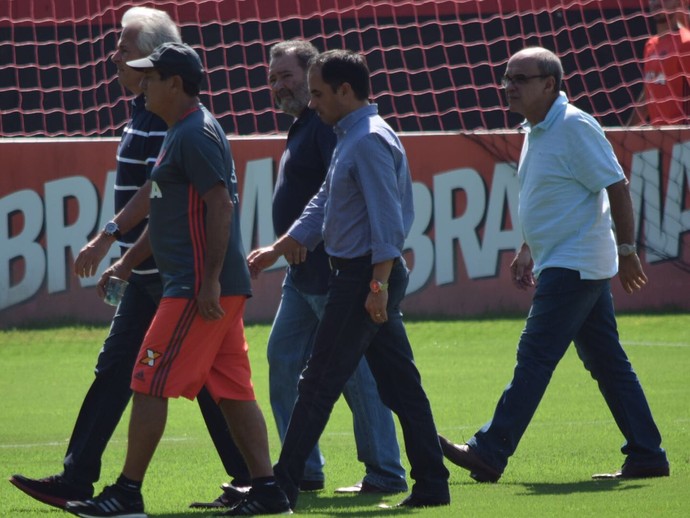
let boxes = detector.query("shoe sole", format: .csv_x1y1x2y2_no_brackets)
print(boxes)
189,501,227,508
9,476,71,510
334,485,362,493
378,500,450,509
592,468,670,480
72,513,147,518
335,485,405,494
221,507,292,516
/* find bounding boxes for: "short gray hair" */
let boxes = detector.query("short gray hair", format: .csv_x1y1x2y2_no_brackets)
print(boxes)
121,7,181,55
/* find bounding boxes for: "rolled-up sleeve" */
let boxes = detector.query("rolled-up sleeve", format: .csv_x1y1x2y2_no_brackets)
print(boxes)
355,133,410,263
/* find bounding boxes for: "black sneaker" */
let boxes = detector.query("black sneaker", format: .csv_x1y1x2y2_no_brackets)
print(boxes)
9,473,93,510
217,485,292,516
65,484,146,518
189,482,250,509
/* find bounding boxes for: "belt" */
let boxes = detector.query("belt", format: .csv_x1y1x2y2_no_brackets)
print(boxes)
328,254,372,271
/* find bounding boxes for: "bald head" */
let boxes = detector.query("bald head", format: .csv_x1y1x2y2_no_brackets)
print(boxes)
503,46,563,125
509,47,563,93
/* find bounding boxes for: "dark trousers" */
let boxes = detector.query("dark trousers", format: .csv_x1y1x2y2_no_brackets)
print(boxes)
62,274,249,491
274,258,449,507
469,268,667,472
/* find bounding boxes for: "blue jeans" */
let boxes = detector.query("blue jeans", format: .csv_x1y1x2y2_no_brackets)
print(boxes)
267,272,407,491
274,259,449,507
62,274,250,491
469,268,668,473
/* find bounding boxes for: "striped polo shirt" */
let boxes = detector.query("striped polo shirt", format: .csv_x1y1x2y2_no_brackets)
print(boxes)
114,94,167,276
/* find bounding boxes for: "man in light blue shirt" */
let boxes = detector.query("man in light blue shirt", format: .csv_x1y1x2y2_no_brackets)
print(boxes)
517,91,623,280
248,49,450,511
262,39,407,496
439,46,669,483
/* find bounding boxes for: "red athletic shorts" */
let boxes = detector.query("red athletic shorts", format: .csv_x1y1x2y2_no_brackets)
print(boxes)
130,296,255,402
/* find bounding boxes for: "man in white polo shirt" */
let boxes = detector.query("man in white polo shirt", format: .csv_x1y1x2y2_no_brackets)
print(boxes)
439,46,669,483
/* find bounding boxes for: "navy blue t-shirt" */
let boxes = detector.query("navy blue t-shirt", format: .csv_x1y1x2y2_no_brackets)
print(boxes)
149,104,251,298
114,94,167,277
272,109,335,294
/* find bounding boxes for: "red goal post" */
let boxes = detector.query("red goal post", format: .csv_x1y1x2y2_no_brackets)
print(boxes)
0,0,672,137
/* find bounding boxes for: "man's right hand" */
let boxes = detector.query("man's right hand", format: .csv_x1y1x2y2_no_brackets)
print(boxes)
74,234,115,278
247,247,281,279
247,235,305,279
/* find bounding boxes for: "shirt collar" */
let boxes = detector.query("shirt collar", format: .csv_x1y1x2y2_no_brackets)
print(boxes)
520,91,568,133
334,103,378,137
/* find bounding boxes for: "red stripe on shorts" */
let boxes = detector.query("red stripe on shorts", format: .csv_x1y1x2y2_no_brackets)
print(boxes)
150,298,197,397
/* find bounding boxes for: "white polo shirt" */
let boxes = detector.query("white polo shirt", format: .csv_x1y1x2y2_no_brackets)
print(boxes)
517,92,625,280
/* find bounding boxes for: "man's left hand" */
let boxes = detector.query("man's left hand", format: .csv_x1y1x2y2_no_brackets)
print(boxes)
96,260,132,299
618,253,648,294
366,291,388,323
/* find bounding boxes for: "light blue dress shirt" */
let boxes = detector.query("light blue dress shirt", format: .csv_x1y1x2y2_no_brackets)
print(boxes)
288,104,414,264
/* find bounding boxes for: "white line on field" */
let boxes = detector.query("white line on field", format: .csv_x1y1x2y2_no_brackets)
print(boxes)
0,436,192,449
6,419,690,449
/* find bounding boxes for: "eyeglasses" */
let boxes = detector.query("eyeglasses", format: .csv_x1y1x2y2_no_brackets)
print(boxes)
501,74,549,88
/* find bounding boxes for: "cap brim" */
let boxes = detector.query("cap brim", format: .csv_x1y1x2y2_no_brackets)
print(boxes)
126,56,156,70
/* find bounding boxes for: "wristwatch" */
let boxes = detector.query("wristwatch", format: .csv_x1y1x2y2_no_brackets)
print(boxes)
370,279,389,294
617,243,637,256
103,221,122,240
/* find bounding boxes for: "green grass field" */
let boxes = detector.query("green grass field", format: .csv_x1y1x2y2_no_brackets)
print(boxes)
1,315,688,517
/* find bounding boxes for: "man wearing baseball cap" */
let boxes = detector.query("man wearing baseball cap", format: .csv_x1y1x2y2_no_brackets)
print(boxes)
127,41,205,88
66,42,291,517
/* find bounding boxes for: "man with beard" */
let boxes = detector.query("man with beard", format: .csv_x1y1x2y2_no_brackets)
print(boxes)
255,39,407,496
249,49,450,511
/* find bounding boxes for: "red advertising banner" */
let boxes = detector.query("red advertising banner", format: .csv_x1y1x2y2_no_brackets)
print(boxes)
1,130,688,329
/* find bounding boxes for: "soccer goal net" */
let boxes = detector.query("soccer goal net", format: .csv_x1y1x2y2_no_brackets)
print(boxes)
0,0,676,137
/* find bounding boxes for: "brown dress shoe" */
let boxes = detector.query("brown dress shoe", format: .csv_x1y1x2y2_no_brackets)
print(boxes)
592,462,670,480
438,434,501,483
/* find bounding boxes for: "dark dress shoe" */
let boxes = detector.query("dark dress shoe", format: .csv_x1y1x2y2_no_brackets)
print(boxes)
299,479,325,492
592,462,670,480
9,474,92,510
190,481,251,508
380,493,450,508
438,434,502,483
